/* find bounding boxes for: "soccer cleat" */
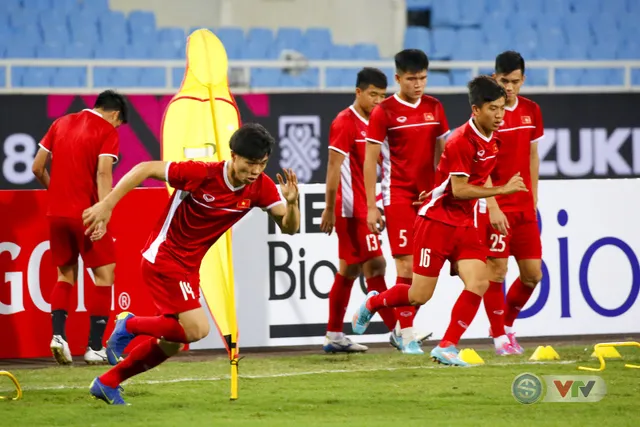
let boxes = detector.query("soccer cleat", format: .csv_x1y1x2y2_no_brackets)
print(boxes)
351,291,378,335
414,331,433,344
50,335,72,365
106,312,135,365
323,336,368,353
495,342,520,356
84,347,108,365
402,340,424,355
389,330,403,350
90,377,127,405
430,345,469,366
507,332,524,354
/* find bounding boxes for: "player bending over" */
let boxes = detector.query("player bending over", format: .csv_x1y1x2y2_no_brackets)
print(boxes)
481,51,545,355
32,90,128,365
352,76,527,366
83,123,300,405
363,49,449,354
320,67,398,353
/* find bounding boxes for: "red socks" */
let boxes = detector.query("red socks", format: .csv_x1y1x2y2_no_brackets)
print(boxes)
89,285,112,317
504,278,535,327
366,283,411,312
126,315,188,343
483,281,506,337
393,277,416,329
326,274,355,333
99,337,170,388
50,281,73,312
441,290,482,347
365,275,397,331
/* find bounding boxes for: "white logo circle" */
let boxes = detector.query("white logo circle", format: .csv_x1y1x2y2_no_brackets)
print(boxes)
118,292,131,310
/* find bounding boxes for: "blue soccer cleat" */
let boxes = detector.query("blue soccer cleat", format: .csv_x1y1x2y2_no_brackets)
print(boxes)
351,291,378,335
106,312,135,366
90,377,127,405
430,344,469,366
402,340,424,355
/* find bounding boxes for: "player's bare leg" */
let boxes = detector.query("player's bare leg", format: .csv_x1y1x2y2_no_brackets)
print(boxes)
390,255,424,353
91,307,208,405
324,261,368,353
84,263,115,365
503,258,542,352
484,257,519,355
50,264,78,365
431,260,489,366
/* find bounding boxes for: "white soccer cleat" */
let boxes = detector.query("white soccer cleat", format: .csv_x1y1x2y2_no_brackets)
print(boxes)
323,336,368,353
84,347,108,365
50,335,72,365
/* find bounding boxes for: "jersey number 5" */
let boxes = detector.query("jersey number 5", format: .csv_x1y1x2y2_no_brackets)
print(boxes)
489,234,506,252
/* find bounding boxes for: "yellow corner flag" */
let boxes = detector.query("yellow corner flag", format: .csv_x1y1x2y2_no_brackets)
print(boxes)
161,29,241,400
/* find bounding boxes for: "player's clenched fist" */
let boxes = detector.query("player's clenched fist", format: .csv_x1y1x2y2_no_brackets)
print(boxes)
501,172,528,195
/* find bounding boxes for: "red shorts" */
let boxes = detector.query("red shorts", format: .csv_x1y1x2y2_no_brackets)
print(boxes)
335,216,383,265
141,258,201,315
384,203,417,257
48,216,115,268
481,210,542,260
413,216,486,277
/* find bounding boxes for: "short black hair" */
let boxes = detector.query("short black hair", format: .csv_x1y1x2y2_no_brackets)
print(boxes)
94,90,129,124
468,75,507,108
394,49,429,74
356,67,387,90
495,50,525,75
229,123,274,160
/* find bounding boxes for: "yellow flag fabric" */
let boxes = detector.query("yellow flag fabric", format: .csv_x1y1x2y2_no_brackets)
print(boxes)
160,30,240,377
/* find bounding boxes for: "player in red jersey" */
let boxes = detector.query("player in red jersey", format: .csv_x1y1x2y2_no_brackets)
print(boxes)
320,67,399,353
481,51,545,355
352,76,528,366
82,123,300,405
363,49,449,354
31,90,128,366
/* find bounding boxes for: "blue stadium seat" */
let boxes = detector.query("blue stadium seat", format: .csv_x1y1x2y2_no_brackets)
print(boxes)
486,0,515,14
298,41,329,59
64,41,94,58
297,68,320,87
589,42,617,60
0,67,5,86
158,28,186,50
458,0,484,26
452,29,482,60
632,69,640,86
40,13,71,46
245,28,274,59
23,0,52,12
325,68,345,87
404,26,431,52
516,1,542,14
571,0,600,14
563,13,592,44
51,67,86,87
481,13,508,40
129,11,156,44
406,0,433,11
68,8,99,30
428,72,450,87
69,21,99,45
618,41,640,59
353,43,379,60
604,0,627,14
5,0,22,12
5,42,37,58
581,69,622,86
173,67,186,88
137,68,165,87
431,1,458,27
150,42,181,59
564,43,589,59
93,67,113,87
555,69,583,86
36,43,65,58
10,9,35,29
304,28,332,46
543,0,571,15
123,42,152,59
431,28,456,59
98,12,128,47
274,27,304,52
111,68,139,87
94,44,125,59
22,67,55,87
215,27,244,60
251,68,282,87
328,45,353,60
507,13,536,32
450,70,471,86
525,68,549,86
56,0,80,13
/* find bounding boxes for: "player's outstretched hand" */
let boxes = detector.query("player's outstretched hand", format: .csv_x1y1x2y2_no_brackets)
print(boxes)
320,208,336,235
83,201,113,237
489,205,509,236
367,206,383,234
277,168,299,205
89,221,107,242
412,189,432,206
502,172,528,195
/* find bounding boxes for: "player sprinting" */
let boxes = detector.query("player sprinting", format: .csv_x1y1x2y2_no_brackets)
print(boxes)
363,49,449,354
319,67,398,353
352,76,528,366
481,51,545,355
31,90,128,365
82,123,299,405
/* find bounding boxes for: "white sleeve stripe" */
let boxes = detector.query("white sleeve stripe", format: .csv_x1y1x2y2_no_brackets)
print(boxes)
450,171,470,177
38,143,50,153
266,200,284,210
98,153,119,164
437,129,451,139
165,161,173,183
531,134,545,143
365,137,384,145
328,146,349,156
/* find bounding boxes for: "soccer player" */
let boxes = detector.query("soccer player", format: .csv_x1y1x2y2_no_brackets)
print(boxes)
363,49,449,354
83,123,299,405
481,51,545,355
320,67,398,353
31,90,128,365
352,76,527,366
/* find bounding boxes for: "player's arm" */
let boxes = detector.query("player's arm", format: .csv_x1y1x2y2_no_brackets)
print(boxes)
434,135,447,169
320,149,345,235
530,142,540,208
434,102,451,168
364,105,386,233
268,169,300,235
83,161,167,235
31,147,51,189
484,176,509,235
451,173,526,200
96,156,114,202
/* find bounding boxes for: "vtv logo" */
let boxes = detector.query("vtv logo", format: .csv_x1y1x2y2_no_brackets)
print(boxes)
545,376,607,402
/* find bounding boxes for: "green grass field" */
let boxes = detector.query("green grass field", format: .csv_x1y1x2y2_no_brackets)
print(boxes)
1,345,639,427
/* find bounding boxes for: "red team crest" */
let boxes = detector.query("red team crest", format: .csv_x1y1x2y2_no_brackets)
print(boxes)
237,199,251,209
521,115,532,124
424,112,435,121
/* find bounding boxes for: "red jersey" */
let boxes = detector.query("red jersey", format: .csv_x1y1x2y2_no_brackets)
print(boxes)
492,96,544,212
142,160,283,273
418,119,500,227
328,105,369,218
39,109,119,218
366,94,450,206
